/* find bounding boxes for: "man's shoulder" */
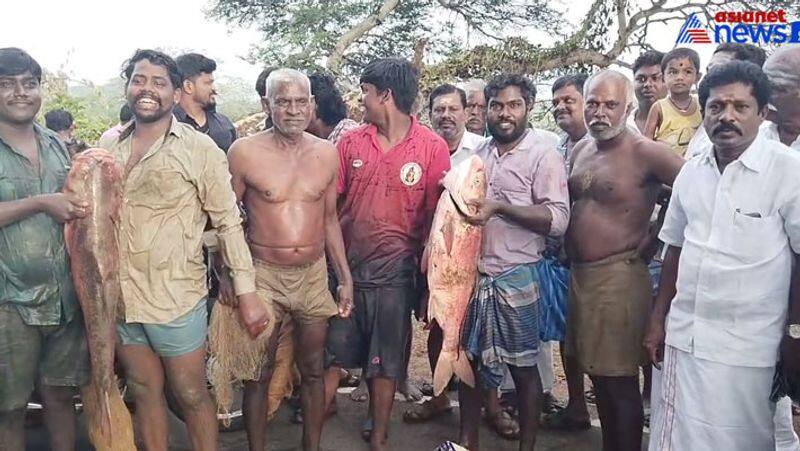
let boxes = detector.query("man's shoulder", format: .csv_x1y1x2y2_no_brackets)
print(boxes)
532,128,560,145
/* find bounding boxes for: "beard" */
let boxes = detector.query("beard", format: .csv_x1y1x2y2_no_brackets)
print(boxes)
587,120,627,141
488,119,527,144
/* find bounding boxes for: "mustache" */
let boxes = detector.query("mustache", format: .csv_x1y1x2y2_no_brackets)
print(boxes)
589,120,611,128
713,122,742,136
135,93,161,105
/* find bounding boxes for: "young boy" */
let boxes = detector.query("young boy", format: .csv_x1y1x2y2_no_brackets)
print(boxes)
644,47,702,158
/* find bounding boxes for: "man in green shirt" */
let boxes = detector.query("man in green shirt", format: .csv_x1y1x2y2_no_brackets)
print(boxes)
0,48,90,451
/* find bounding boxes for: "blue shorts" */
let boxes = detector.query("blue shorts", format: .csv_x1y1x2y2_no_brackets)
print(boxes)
116,299,207,358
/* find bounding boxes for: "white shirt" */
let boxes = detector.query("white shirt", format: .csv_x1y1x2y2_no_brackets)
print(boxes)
659,133,800,368
685,126,711,158
760,120,800,151
450,130,486,167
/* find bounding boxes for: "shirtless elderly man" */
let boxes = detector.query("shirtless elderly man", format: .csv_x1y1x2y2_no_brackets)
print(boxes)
565,70,684,451
227,68,354,451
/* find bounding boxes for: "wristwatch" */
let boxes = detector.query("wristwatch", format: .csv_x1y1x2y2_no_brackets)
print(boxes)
788,324,800,339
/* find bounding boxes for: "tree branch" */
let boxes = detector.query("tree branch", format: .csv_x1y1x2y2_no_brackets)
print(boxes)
327,0,401,74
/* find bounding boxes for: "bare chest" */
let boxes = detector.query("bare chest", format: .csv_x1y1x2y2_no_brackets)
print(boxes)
569,153,648,204
247,157,331,203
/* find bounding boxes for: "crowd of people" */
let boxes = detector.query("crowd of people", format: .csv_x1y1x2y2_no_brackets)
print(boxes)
0,40,799,451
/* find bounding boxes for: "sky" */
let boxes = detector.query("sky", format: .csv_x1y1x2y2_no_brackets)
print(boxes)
0,0,261,85
0,0,719,88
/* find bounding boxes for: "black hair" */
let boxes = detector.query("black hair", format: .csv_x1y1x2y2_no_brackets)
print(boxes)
308,72,348,126
661,47,701,72
428,83,467,113
255,67,276,98
44,109,73,132
121,49,181,89
359,58,419,115
485,73,537,108
0,47,42,82
698,61,771,115
713,43,767,68
175,53,217,82
551,74,588,95
119,104,132,123
633,50,666,75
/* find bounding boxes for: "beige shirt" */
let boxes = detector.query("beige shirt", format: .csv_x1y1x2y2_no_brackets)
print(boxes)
99,118,256,324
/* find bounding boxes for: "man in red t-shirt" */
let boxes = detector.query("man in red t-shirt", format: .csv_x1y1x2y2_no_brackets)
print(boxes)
326,58,450,451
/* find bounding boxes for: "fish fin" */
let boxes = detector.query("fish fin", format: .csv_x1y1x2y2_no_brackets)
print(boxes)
440,221,455,257
433,351,456,397
453,349,476,389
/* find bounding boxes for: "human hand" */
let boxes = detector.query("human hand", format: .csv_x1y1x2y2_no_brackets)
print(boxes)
337,282,354,318
237,292,271,338
643,311,667,370
464,198,497,225
41,193,88,223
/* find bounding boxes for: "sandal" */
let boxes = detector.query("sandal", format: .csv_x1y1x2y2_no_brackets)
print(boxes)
541,409,591,431
361,418,373,442
403,399,453,423
485,410,520,441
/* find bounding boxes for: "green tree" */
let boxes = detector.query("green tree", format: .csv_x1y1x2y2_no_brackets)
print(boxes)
211,0,798,85
209,0,558,76
40,71,119,145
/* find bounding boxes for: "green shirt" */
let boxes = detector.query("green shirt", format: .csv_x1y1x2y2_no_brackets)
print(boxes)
0,123,78,325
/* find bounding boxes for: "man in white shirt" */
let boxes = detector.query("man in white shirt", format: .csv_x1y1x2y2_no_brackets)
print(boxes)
684,44,768,159
428,83,485,167
645,61,800,451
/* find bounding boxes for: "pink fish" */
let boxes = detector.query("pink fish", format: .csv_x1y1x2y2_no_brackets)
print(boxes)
426,155,487,396
64,148,135,450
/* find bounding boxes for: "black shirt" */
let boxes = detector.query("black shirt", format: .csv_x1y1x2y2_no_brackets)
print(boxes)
173,104,237,152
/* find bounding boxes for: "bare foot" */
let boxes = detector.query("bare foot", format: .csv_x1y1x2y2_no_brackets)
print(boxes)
350,379,369,402
399,379,422,402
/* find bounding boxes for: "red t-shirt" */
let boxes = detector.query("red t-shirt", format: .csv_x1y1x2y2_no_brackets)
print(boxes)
337,117,451,286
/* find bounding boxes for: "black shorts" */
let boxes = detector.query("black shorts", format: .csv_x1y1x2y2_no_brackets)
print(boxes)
326,284,415,380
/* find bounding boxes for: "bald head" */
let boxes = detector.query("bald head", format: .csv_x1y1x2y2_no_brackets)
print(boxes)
583,70,634,141
584,70,635,111
764,47,800,128
265,68,311,103
764,47,800,94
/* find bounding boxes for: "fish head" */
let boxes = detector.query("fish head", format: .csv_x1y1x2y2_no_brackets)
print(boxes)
445,155,486,216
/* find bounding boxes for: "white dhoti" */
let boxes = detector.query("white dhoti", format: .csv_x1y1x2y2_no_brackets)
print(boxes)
648,346,779,451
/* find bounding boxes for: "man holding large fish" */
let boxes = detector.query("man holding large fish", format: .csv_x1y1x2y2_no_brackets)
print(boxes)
0,47,90,451
98,49,263,451
457,74,570,451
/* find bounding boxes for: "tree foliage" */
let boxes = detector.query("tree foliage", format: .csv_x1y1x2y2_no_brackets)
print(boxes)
209,0,558,76
211,0,799,87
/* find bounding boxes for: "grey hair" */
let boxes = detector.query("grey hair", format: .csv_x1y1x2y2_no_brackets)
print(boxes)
461,79,486,94
583,70,636,113
264,68,311,101
764,47,800,94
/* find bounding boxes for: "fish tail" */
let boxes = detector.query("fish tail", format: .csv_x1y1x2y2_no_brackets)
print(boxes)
433,352,455,397
98,384,112,444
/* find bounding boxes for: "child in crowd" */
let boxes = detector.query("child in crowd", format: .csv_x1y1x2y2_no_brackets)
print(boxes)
644,47,702,157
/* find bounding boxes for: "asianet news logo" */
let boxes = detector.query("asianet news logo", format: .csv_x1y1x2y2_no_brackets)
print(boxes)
676,10,800,44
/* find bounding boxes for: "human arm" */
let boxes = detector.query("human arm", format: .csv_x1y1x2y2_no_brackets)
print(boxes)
643,173,688,368
640,139,685,187
203,138,268,337
780,180,800,377
466,150,570,237
643,101,663,141
643,245,681,369
0,193,88,227
323,146,354,318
